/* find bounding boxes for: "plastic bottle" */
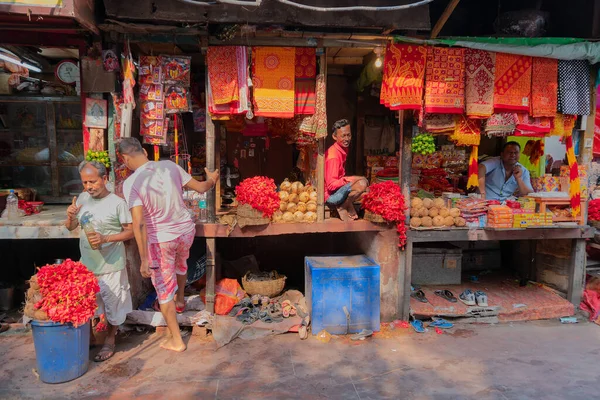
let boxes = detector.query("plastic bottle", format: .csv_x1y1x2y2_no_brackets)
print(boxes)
198,193,208,223
80,211,99,250
6,190,19,221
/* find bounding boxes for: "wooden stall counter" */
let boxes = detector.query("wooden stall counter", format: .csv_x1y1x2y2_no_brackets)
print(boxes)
0,206,78,239
408,226,594,243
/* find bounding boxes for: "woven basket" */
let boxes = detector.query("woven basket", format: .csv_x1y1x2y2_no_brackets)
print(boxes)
364,210,386,223
242,271,286,297
591,220,600,230
236,203,270,228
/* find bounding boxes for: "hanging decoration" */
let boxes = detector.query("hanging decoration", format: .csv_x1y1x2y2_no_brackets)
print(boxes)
450,116,481,146
493,53,532,112
294,47,317,115
531,57,558,118
298,73,328,140
380,43,427,111
465,49,495,119
558,59,591,116
549,113,576,137
424,47,465,114
207,46,249,117
484,113,517,136
564,129,581,217
467,146,479,189
252,47,296,118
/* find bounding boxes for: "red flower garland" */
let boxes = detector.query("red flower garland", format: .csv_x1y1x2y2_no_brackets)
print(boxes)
235,176,280,218
362,181,408,249
35,259,100,327
589,199,600,222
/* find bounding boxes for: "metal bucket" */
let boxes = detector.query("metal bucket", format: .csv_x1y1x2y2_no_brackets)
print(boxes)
0,287,14,311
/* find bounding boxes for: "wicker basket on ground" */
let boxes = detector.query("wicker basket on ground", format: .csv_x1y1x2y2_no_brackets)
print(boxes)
242,271,286,297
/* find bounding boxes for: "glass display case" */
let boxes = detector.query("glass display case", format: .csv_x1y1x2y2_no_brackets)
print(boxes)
0,96,83,203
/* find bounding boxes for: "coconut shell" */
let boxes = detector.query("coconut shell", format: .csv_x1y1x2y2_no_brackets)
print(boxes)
297,202,307,213
410,208,419,217
306,185,317,193
455,217,466,227
429,207,439,217
443,216,455,226
280,179,292,192
433,198,445,209
422,198,434,209
298,192,310,203
449,208,461,218
433,216,444,227
286,203,298,213
291,181,304,194
306,202,317,212
410,217,422,228
309,191,318,202
421,216,433,227
439,208,450,218
272,211,283,223
417,207,429,217
280,201,287,212
278,191,290,201
293,211,305,222
288,193,299,204
282,212,294,223
411,198,423,209
304,211,317,222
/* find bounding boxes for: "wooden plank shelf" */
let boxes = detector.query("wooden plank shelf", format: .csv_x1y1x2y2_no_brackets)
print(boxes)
408,226,594,243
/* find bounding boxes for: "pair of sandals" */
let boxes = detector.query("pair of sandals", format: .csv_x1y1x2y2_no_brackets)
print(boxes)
459,289,488,307
410,318,454,333
411,288,458,304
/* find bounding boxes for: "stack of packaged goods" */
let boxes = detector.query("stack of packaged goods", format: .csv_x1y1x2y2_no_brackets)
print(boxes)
517,198,536,211
456,198,489,228
487,205,513,229
513,210,553,228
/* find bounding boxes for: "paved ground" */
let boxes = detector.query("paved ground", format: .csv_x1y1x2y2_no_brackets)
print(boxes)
0,319,599,400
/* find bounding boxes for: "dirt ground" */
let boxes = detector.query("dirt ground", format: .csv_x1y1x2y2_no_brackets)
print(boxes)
1,319,599,400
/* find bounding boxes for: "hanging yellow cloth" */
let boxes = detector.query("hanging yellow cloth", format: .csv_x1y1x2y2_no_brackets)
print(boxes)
467,145,479,189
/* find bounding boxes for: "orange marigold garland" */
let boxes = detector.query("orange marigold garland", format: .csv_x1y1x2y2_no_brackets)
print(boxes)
235,176,280,218
467,145,479,189
362,181,408,249
564,130,581,217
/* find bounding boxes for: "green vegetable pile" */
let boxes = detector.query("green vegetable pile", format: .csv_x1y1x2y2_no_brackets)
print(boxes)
411,134,436,155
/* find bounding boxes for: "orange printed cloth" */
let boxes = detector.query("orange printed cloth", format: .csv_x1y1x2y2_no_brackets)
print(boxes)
252,47,296,118
208,46,240,105
299,74,328,140
494,53,532,112
451,115,481,146
380,44,427,110
564,129,581,217
514,113,552,133
549,113,576,137
467,146,479,189
294,47,316,115
531,57,558,118
465,49,495,119
424,47,465,114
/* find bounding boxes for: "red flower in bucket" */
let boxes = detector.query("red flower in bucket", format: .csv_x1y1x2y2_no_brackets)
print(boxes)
35,259,99,327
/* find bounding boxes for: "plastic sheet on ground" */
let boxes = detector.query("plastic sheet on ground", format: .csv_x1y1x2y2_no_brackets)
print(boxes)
212,314,302,349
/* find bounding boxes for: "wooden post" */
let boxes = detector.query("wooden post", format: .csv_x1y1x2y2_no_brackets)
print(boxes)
317,48,327,222
46,103,59,198
120,103,133,138
205,67,217,223
567,238,586,307
397,110,413,320
205,238,216,314
430,0,461,39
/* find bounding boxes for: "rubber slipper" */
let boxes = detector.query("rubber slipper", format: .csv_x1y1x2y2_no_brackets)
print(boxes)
459,289,476,306
475,290,489,307
94,343,116,362
428,318,454,329
410,320,427,333
410,289,428,303
434,290,457,303
350,329,374,341
176,303,185,313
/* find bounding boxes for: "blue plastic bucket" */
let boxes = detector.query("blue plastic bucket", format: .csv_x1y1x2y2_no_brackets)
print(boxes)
31,320,90,384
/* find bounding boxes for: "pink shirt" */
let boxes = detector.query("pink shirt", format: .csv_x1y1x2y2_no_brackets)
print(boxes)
122,161,195,244
324,142,348,200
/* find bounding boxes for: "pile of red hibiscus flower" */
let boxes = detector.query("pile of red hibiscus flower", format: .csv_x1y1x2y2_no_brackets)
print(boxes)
235,176,280,218
362,181,408,249
589,199,600,222
35,259,99,327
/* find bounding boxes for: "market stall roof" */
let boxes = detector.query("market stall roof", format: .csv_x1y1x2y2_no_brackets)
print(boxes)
0,0,97,34
101,0,431,31
395,36,600,64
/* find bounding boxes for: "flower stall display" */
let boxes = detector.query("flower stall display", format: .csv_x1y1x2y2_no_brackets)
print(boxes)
273,179,318,223
589,199,600,226
235,176,280,227
362,181,408,249
24,259,99,326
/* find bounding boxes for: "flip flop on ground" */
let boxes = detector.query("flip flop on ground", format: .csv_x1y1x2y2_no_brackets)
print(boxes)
94,343,116,362
428,318,454,329
410,319,427,333
434,289,458,303
410,289,428,303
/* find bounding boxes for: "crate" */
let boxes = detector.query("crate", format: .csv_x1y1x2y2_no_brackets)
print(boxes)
412,245,462,285
305,255,380,335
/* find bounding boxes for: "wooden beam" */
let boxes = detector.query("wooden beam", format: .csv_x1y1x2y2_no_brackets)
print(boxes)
317,49,327,223
430,0,460,39
205,238,216,314
327,56,364,65
567,239,586,306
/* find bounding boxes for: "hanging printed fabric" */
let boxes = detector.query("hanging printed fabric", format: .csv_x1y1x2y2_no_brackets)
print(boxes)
252,47,296,118
424,47,465,114
299,74,328,139
422,114,456,133
379,44,427,110
467,146,478,189
531,57,558,117
493,53,532,112
451,115,481,146
484,112,516,136
207,46,249,116
294,47,316,115
558,60,591,115
465,49,495,119
513,113,552,134
564,129,581,217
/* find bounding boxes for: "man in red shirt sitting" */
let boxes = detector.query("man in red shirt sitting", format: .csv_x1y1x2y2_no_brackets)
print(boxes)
325,119,369,221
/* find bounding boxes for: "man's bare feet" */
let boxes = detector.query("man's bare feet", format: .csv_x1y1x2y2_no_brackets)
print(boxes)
160,337,186,352
337,207,352,222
